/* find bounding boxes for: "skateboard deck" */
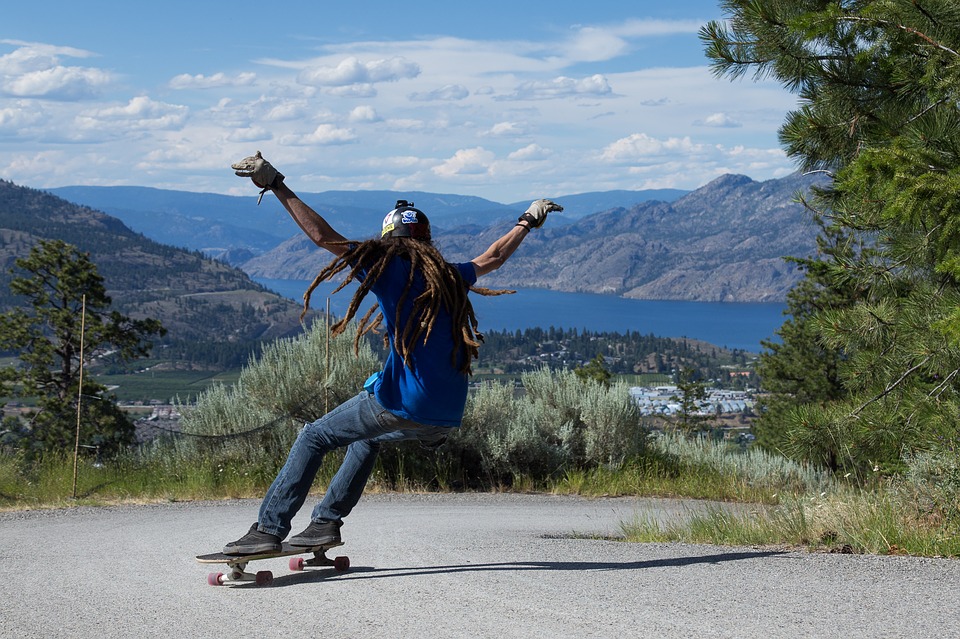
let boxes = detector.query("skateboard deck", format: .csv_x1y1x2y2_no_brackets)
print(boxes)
196,542,349,586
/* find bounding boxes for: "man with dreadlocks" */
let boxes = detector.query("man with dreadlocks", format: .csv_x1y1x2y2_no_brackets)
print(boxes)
223,152,562,554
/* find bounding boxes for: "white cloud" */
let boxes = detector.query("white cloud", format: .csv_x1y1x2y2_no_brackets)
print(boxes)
432,147,496,177
297,56,420,87
614,18,705,38
600,133,699,162
484,121,527,137
508,144,549,161
565,28,630,63
226,126,271,143
328,84,378,98
76,96,189,132
500,74,612,101
168,72,256,89
282,123,357,146
3,65,112,100
0,101,44,133
697,112,742,128
348,105,380,123
263,99,312,122
409,84,469,102
0,41,111,100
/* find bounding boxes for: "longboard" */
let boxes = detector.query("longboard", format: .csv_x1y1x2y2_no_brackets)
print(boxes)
196,542,349,586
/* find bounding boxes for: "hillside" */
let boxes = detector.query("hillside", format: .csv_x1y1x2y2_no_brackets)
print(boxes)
0,180,308,360
48,186,688,262
244,173,825,302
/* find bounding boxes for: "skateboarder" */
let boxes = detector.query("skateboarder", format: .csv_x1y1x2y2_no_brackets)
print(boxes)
223,152,561,554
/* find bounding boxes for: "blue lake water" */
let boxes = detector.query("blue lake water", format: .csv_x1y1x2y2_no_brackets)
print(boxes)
255,277,787,353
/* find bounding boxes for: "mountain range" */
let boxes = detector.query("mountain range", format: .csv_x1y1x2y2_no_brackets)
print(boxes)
0,180,307,359
49,173,821,303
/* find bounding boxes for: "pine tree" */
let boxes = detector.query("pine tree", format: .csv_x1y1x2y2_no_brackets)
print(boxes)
0,239,165,459
703,0,960,476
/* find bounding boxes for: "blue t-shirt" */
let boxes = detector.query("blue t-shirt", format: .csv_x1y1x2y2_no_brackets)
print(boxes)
358,256,478,427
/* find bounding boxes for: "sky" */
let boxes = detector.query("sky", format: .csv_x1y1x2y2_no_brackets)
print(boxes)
0,1,801,203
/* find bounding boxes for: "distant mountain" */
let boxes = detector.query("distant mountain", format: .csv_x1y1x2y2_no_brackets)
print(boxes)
509,189,688,220
243,172,824,303
43,175,821,303
0,180,307,353
47,186,688,262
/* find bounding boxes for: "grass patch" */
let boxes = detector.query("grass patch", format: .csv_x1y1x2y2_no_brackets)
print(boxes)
621,488,960,557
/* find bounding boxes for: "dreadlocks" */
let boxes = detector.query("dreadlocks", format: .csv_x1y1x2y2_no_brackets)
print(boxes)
301,238,512,374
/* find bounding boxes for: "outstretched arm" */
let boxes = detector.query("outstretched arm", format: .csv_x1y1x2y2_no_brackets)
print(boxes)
471,199,562,277
231,151,350,256
272,182,350,256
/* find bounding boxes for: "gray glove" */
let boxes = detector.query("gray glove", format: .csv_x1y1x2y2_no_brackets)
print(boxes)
231,151,285,204
519,199,563,229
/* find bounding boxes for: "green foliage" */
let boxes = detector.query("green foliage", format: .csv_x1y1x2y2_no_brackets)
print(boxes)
653,432,836,496
704,0,960,476
670,367,709,434
901,438,960,524
178,321,378,431
477,327,753,384
574,354,613,387
454,368,649,483
753,210,864,461
0,239,164,459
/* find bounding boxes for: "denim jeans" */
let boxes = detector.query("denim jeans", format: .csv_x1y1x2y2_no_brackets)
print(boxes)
257,391,451,538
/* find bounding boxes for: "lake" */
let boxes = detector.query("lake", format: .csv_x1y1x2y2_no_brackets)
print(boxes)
255,277,787,354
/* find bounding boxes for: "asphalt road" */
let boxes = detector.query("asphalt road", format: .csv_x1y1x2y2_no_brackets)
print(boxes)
2,493,958,638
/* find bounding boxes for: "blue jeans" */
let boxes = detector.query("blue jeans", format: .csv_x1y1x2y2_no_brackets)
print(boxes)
257,391,451,538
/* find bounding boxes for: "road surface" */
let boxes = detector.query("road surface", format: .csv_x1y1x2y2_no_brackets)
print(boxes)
1,493,958,638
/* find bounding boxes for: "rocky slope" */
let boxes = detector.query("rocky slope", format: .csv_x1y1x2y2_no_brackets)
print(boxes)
243,173,824,302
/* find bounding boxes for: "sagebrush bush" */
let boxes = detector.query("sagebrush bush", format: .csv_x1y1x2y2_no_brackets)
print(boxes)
454,368,648,482
900,445,960,523
169,321,378,463
653,431,836,495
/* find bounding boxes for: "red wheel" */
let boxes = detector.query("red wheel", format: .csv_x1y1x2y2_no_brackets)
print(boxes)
333,556,350,571
289,557,305,571
255,570,273,586
207,572,224,586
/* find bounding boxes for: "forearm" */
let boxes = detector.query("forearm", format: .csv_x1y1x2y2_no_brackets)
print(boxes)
471,221,532,277
272,182,349,254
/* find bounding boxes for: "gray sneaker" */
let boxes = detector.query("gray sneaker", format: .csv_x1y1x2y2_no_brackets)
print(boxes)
289,520,342,546
222,522,282,555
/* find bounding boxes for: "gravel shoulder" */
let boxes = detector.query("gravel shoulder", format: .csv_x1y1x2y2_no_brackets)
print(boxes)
1,493,957,638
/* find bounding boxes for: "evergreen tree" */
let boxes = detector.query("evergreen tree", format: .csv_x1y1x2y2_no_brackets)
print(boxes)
753,207,866,467
703,0,960,476
0,239,165,459
574,354,613,387
672,367,709,435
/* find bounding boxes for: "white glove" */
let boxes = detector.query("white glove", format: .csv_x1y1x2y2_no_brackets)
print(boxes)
519,199,563,229
231,151,284,203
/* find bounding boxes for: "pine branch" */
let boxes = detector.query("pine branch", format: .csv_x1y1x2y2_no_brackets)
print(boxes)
851,355,932,417
835,16,959,57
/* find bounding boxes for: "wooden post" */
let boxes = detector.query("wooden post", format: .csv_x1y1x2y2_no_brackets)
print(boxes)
325,297,331,413
71,295,87,500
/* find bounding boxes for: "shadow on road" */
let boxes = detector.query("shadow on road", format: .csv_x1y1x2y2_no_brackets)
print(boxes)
261,549,786,588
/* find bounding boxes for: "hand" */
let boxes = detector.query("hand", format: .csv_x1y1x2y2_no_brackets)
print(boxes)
518,199,563,229
231,151,284,190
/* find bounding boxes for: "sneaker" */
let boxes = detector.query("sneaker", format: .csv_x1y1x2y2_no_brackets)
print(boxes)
222,522,282,555
289,519,342,547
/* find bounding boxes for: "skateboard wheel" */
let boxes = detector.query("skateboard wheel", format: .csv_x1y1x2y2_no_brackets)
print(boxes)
255,570,273,586
208,572,224,586
289,557,305,571
334,556,350,571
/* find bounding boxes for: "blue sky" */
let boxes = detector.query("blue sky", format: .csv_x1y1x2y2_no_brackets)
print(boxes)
1,1,799,203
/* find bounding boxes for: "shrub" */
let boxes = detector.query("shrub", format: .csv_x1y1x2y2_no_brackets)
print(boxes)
454,368,649,483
